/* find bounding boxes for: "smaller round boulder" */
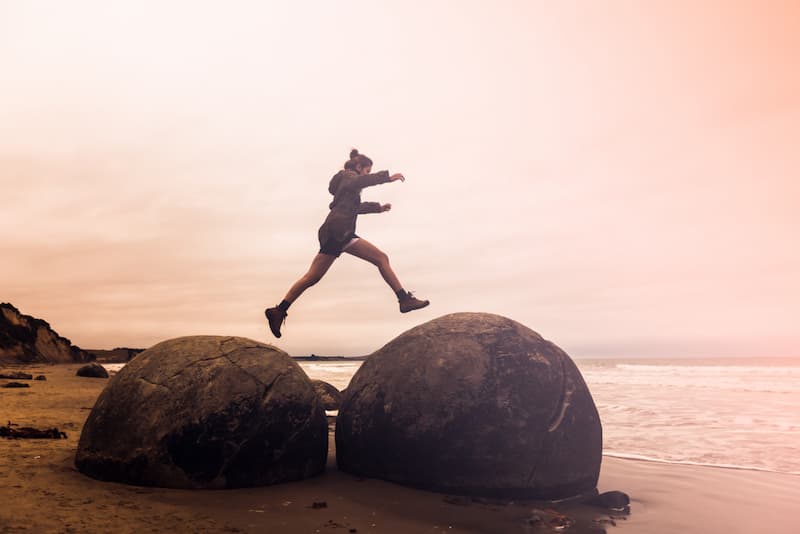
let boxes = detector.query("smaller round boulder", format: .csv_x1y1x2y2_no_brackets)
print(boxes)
75,336,327,489
76,363,109,378
312,380,342,410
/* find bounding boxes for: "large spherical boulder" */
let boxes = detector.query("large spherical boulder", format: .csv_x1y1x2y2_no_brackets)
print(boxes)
76,336,327,489
336,313,602,499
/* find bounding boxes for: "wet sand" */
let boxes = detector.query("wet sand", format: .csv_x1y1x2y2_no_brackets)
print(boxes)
1,364,798,533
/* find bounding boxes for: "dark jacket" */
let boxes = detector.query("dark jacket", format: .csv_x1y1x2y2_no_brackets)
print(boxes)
317,169,391,249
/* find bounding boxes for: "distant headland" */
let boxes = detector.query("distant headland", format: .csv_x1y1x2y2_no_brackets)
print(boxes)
1,303,368,364
292,354,367,361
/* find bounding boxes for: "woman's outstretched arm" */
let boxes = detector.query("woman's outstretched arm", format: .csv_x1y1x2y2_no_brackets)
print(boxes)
358,201,383,214
352,170,392,189
358,202,392,214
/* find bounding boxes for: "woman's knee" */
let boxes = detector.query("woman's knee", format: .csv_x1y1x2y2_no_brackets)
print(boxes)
303,271,324,286
374,251,390,269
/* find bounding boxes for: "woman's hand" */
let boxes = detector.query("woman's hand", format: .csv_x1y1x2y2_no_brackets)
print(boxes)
381,203,392,212
390,173,405,182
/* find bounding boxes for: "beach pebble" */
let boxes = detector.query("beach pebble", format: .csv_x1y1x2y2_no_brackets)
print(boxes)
528,508,574,530
336,313,602,499
75,336,327,489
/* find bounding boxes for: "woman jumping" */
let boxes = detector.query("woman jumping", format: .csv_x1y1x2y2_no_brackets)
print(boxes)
264,149,430,338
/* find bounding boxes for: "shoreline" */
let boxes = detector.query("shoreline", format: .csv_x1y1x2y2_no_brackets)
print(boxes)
2,364,799,533
601,451,800,477
292,355,368,362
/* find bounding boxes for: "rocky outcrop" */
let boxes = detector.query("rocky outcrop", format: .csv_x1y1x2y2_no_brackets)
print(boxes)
2,382,30,388
76,336,328,489
336,312,602,500
0,303,93,364
76,363,109,379
0,371,33,380
1,423,67,439
312,380,342,410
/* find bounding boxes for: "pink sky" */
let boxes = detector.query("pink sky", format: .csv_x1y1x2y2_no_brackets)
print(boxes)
2,1,798,357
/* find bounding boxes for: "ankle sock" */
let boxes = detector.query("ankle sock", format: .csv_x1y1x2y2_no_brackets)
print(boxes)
278,300,291,312
395,289,407,299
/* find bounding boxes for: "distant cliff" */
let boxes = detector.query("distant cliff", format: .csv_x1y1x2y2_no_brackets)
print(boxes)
0,303,93,364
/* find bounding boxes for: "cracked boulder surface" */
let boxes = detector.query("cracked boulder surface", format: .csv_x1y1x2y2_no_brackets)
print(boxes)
75,336,327,489
336,313,601,500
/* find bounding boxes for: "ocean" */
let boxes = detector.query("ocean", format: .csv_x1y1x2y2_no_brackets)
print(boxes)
103,357,800,476
297,357,800,476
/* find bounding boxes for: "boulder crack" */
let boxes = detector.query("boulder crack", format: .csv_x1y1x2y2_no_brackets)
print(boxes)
165,354,233,381
139,376,170,390
260,371,289,399
522,355,570,487
223,354,268,388
546,357,573,433
526,462,538,486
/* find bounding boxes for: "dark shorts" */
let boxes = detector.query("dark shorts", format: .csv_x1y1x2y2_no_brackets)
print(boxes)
319,233,360,258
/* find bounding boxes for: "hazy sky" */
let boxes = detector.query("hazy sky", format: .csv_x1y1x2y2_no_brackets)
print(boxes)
2,1,798,358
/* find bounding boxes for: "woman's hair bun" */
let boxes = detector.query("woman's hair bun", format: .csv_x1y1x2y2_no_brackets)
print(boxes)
343,148,373,171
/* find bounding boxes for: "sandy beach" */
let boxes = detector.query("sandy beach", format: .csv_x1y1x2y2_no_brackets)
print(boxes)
1,364,798,534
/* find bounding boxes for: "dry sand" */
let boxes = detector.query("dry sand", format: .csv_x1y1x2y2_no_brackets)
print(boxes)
1,364,798,534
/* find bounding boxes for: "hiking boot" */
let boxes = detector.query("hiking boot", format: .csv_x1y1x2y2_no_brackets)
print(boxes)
399,291,430,313
265,307,287,338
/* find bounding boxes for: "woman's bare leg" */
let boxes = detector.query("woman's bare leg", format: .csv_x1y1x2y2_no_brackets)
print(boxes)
266,252,337,338
345,238,429,312
343,238,403,293
283,252,337,303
